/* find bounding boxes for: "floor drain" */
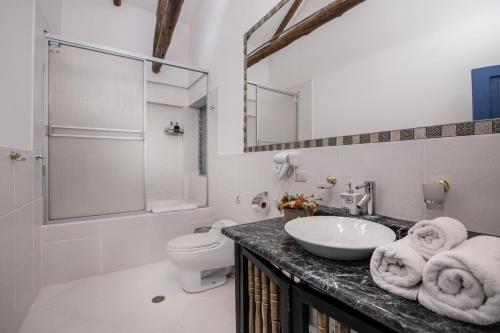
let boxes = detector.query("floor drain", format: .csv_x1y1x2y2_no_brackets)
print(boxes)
151,296,165,303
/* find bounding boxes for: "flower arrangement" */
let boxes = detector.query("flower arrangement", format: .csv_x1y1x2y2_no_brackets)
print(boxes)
277,193,318,222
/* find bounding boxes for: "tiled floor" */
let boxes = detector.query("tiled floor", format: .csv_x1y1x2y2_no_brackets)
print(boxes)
20,261,235,333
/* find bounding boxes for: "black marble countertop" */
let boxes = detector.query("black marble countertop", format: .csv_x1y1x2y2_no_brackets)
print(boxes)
222,207,499,333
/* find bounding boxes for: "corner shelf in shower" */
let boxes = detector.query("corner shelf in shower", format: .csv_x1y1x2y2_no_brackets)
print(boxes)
164,128,184,136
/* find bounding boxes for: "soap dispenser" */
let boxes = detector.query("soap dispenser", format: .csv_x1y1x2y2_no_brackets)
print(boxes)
340,183,362,215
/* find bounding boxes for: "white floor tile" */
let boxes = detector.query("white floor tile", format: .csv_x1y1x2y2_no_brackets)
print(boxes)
22,260,235,333
173,298,235,333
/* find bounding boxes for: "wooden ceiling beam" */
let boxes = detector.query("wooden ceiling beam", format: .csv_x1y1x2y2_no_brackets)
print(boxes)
247,0,366,68
152,0,184,73
273,0,303,38
113,0,121,6
153,0,166,53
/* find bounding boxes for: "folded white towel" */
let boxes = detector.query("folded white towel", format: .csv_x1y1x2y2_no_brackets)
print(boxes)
370,237,426,300
419,236,500,325
408,217,467,260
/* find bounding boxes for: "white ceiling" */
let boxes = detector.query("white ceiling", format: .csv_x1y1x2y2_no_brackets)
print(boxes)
124,0,200,24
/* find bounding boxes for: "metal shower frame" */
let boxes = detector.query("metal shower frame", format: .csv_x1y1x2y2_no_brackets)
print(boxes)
43,33,210,224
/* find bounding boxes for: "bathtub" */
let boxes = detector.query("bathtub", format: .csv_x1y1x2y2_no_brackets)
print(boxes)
40,206,214,286
147,199,199,214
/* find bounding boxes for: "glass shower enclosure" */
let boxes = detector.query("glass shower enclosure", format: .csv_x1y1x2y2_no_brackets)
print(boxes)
44,36,208,223
246,83,298,146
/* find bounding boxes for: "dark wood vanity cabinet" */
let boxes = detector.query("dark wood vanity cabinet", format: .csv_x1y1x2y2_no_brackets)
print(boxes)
234,244,395,333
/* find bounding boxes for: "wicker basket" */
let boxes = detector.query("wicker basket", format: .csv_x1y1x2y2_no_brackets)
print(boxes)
283,209,314,223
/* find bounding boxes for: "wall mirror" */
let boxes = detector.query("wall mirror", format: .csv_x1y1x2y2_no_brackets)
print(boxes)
244,0,500,148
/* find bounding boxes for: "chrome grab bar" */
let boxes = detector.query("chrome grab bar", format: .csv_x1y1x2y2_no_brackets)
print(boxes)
48,125,144,141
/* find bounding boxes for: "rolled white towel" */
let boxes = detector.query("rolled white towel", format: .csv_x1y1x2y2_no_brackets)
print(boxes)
408,217,467,260
419,236,500,325
370,237,426,300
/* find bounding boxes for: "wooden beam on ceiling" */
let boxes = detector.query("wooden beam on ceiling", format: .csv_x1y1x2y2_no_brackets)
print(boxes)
152,0,184,73
113,0,121,6
247,0,365,68
273,0,303,38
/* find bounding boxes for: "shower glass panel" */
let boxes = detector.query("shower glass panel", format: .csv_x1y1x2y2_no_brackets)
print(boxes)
145,61,208,212
246,83,258,146
47,43,145,220
255,85,297,145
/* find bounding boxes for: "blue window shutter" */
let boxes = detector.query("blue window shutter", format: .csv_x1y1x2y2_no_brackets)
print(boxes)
472,65,500,120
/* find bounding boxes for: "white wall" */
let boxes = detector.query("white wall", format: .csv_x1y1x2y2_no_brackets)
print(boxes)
189,0,278,154
40,0,190,64
147,82,188,106
146,103,206,205
0,1,47,332
146,104,184,202
0,0,35,150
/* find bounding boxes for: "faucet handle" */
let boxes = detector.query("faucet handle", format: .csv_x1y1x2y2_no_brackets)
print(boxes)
355,180,375,190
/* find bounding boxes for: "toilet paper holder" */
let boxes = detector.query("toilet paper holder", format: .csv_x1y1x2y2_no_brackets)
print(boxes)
251,191,270,212
422,179,450,210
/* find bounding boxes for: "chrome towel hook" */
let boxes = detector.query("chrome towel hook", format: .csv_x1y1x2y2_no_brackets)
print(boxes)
9,151,26,161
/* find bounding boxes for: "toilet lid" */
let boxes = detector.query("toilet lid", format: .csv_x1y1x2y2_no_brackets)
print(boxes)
168,233,221,251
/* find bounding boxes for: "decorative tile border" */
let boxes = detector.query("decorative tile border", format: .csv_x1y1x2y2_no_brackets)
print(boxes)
243,118,500,153
244,0,290,41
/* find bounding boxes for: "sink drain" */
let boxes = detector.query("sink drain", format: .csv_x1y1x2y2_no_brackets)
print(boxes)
151,295,165,303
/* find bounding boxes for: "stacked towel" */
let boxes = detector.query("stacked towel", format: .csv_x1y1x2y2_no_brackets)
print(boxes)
370,237,426,300
408,217,468,260
418,236,500,326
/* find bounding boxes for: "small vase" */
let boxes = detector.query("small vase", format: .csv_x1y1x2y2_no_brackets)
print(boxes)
283,209,313,223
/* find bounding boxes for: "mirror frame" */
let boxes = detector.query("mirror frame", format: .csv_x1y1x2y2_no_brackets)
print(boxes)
243,0,500,153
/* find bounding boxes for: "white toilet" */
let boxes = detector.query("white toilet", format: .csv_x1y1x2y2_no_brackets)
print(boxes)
167,220,238,293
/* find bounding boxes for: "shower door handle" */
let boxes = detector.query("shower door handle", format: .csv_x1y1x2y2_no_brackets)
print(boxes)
35,154,46,174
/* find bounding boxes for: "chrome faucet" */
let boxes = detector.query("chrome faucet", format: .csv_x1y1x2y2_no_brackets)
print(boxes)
355,181,376,215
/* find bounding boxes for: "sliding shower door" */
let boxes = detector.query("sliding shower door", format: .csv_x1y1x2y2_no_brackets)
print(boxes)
256,86,297,145
47,43,145,220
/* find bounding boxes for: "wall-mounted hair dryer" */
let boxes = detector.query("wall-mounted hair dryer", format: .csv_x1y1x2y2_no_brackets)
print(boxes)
273,152,298,179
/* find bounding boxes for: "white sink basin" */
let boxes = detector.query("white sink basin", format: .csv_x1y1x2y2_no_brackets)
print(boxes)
284,216,396,260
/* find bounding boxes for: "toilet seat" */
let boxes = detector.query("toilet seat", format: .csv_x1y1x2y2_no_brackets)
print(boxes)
167,233,221,252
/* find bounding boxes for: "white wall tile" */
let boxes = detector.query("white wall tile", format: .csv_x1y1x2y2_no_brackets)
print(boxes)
185,207,214,224
34,248,42,297
38,208,216,284
14,152,34,209
15,203,34,269
34,199,44,292
15,255,35,328
0,278,17,333
41,220,100,243
101,228,150,274
150,210,193,229
100,214,149,236
0,146,41,329
0,214,16,289
150,223,191,263
100,215,150,274
0,147,15,217
210,142,425,224
42,238,100,285
423,135,500,235
33,158,43,200
337,141,424,221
